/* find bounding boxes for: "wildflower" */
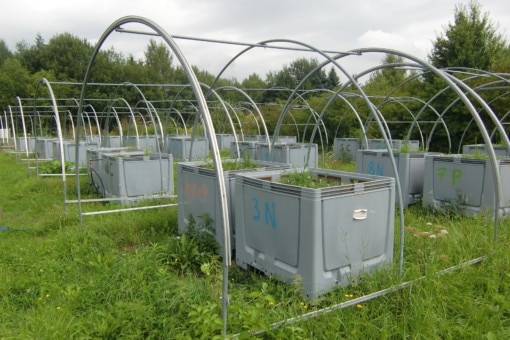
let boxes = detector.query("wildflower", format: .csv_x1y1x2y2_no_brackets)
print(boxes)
429,234,437,239
56,306,61,311
344,294,354,298
440,229,449,235
356,304,363,309
268,301,274,307
45,294,50,299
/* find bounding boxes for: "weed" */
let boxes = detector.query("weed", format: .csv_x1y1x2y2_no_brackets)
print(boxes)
158,214,219,275
279,170,343,189
37,160,76,174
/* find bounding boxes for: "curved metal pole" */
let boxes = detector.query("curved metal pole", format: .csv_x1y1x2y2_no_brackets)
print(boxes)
241,106,261,137
225,103,246,139
401,96,451,152
491,110,510,140
109,97,138,142
222,102,243,156
457,92,509,151
169,108,188,135
214,86,271,147
375,96,426,149
65,110,76,142
136,99,165,152
34,78,68,209
76,16,231,335
278,88,329,148
82,111,92,142
85,104,102,145
321,91,369,151
426,71,509,151
166,116,179,134
199,84,241,159
7,106,17,150
15,97,30,159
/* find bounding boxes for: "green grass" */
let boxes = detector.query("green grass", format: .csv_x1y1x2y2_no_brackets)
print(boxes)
0,149,509,338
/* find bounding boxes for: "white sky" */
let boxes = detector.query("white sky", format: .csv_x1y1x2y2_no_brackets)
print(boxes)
0,0,509,82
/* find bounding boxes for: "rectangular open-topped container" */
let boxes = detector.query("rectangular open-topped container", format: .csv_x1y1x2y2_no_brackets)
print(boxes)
356,150,442,207
100,135,123,148
16,136,36,152
256,143,318,168
123,135,161,153
99,152,174,205
230,141,260,160
462,144,510,159
422,154,510,217
35,137,58,159
177,159,290,254
86,148,141,195
51,140,99,167
235,168,395,299
215,134,237,150
333,138,361,162
166,135,209,160
362,138,420,151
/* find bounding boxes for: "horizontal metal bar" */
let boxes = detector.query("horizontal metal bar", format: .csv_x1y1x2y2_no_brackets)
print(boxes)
240,256,486,337
80,203,178,216
114,27,359,56
66,195,177,203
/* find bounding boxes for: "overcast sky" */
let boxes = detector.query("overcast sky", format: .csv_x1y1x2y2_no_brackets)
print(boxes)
1,0,509,82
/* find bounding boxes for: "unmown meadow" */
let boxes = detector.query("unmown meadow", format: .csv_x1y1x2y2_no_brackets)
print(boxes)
0,150,509,339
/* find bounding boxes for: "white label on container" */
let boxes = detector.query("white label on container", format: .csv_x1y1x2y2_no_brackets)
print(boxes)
353,209,368,220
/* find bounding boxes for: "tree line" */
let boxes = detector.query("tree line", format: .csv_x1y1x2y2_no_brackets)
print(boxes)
1,1,509,151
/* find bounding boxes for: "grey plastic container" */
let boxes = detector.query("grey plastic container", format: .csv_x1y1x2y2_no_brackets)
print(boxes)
356,150,441,207
422,154,510,216
256,143,318,168
166,135,209,160
462,144,510,159
123,135,160,153
16,136,36,152
35,138,57,159
243,135,267,142
86,135,101,145
86,147,139,194
333,138,361,161
362,139,420,151
230,141,259,160
235,168,395,299
100,152,174,204
101,136,123,148
215,134,237,150
273,135,297,144
0,128,9,139
52,140,99,167
177,160,290,254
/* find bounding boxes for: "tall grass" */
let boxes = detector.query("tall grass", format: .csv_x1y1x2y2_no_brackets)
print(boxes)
0,150,509,338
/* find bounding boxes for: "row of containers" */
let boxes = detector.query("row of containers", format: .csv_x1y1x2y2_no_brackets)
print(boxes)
81,133,395,299
179,139,510,299
334,137,510,215
27,133,510,298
